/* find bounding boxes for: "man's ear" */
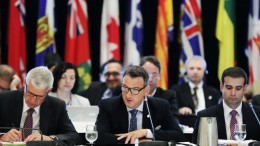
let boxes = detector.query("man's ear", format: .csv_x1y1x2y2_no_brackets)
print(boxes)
220,83,224,92
145,85,150,95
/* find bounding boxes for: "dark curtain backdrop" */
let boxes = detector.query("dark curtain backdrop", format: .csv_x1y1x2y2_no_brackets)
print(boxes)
0,0,249,89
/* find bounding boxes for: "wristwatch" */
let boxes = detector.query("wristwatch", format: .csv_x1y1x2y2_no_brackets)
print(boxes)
50,135,59,141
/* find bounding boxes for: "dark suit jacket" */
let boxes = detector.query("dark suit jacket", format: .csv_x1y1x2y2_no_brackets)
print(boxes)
0,90,82,145
171,83,220,113
192,102,260,144
154,87,179,120
252,94,260,106
95,95,185,144
78,82,121,105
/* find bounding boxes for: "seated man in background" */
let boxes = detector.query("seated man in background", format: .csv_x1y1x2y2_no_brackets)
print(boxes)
192,67,260,144
96,66,185,144
171,56,220,115
0,64,21,91
140,56,179,122
78,58,122,105
0,66,82,145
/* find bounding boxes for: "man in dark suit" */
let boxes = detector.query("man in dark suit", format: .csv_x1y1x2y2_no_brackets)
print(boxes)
96,66,185,144
0,66,81,145
192,67,260,144
140,56,179,121
78,59,122,105
171,56,220,115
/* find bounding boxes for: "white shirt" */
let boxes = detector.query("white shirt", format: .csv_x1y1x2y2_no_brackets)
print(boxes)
189,81,206,114
126,100,153,138
49,92,90,106
20,98,40,133
223,101,243,140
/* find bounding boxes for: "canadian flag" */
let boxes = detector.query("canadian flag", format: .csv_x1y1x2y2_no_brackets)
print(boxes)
100,0,120,66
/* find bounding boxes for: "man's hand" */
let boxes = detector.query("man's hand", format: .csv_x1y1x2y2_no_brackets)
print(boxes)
10,74,21,90
0,129,22,142
24,133,52,143
116,129,147,144
179,107,193,115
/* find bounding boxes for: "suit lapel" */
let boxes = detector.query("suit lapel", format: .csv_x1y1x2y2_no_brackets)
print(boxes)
184,83,194,107
217,104,227,139
39,97,52,134
118,98,129,133
11,92,24,127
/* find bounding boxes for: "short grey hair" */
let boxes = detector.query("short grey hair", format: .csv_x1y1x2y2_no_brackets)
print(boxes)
185,55,207,70
25,66,54,90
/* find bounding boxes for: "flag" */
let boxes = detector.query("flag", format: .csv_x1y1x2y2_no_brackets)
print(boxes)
124,0,143,67
100,0,120,66
216,0,235,80
248,0,260,95
8,0,27,82
155,0,174,89
65,0,91,91
35,0,56,66
179,0,204,83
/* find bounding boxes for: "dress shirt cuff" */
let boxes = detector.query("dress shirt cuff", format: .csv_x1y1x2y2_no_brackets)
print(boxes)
146,129,154,139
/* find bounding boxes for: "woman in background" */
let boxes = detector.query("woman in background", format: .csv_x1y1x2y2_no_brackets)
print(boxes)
49,62,90,106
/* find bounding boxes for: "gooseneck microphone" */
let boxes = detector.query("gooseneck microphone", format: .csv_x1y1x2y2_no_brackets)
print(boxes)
249,102,260,126
0,127,43,141
144,96,155,141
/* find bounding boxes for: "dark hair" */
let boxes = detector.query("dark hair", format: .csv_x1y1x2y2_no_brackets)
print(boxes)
140,56,161,73
44,53,62,69
123,66,149,86
100,58,121,74
52,62,79,93
221,67,248,85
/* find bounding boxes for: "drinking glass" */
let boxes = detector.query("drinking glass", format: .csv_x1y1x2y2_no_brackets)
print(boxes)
234,124,247,145
85,125,98,145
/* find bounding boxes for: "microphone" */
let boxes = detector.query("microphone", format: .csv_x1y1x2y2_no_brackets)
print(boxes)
0,127,43,141
249,102,260,126
144,96,155,141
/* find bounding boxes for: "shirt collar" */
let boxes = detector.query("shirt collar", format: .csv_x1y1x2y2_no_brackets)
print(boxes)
127,100,144,112
189,81,203,89
223,100,242,117
23,96,40,114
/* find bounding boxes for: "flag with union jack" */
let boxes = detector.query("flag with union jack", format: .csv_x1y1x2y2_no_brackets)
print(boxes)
178,0,204,83
124,0,143,67
35,0,56,66
247,0,260,95
8,0,27,83
65,0,92,91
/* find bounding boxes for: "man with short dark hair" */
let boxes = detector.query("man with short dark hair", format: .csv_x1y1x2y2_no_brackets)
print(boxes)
140,56,179,121
96,66,185,144
192,67,260,144
78,59,122,105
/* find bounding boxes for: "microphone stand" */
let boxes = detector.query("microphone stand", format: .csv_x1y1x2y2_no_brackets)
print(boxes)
249,102,260,126
144,96,155,141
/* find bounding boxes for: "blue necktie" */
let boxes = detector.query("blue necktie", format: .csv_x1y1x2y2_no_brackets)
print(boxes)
129,109,138,131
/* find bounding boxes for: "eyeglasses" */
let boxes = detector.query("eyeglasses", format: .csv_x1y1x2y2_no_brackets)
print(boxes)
148,73,159,78
104,72,120,77
25,84,48,100
121,85,146,95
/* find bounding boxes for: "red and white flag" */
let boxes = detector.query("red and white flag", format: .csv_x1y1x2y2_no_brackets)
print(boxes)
8,0,27,82
100,0,120,66
248,0,260,95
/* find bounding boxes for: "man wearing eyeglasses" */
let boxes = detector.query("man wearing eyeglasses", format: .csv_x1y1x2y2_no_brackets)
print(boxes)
140,56,179,123
78,59,122,105
0,66,82,145
95,66,185,144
